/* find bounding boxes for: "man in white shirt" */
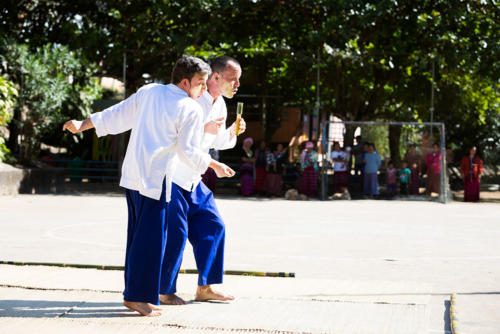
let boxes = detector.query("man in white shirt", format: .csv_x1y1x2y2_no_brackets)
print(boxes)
159,56,245,305
331,142,350,197
62,55,235,317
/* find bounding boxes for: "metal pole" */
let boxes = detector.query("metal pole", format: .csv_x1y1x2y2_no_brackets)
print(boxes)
439,123,447,203
122,52,127,98
316,48,320,112
320,121,328,201
430,57,435,143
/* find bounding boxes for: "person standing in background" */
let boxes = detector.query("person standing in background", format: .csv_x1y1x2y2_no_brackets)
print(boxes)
254,141,268,195
385,160,397,198
398,161,411,196
265,143,287,196
425,143,441,196
300,141,319,198
362,143,381,197
240,137,255,196
331,142,349,197
460,146,483,202
405,144,422,195
201,149,219,193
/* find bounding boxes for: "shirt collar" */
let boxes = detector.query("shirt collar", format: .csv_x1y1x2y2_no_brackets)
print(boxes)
201,90,224,106
167,83,188,97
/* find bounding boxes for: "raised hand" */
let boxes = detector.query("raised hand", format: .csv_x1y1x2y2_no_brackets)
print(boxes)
204,117,225,135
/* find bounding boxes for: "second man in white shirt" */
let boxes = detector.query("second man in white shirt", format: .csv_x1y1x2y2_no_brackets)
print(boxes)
159,56,245,304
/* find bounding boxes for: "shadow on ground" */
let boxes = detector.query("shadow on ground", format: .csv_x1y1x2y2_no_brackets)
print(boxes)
0,300,134,318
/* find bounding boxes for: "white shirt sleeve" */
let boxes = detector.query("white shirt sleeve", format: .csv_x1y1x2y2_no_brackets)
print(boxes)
210,103,236,150
176,104,212,175
90,90,141,137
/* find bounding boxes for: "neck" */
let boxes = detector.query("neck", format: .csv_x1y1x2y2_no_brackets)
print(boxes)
208,89,221,103
206,79,221,103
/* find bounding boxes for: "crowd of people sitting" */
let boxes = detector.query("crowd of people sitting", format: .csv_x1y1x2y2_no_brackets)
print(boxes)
201,134,484,202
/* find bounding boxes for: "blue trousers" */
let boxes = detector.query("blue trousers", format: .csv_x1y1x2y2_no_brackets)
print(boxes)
124,183,167,305
160,182,225,294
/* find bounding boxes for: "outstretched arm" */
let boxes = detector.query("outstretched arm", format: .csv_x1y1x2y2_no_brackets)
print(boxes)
62,118,94,133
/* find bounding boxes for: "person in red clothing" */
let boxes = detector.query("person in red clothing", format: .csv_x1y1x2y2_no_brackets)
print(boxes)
460,146,484,202
425,143,441,196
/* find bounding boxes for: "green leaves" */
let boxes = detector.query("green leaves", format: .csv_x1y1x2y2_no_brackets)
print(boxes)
1,41,101,163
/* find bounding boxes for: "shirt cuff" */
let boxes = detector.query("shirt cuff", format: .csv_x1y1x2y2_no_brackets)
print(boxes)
199,153,212,174
90,113,106,137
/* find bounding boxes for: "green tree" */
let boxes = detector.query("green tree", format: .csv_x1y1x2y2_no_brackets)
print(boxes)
1,42,100,164
0,75,18,161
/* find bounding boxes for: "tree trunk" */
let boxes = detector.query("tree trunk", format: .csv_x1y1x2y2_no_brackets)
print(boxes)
19,121,34,165
7,106,21,155
344,124,356,148
388,125,402,168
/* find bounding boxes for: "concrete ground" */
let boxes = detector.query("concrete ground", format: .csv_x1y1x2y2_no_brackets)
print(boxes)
0,194,499,333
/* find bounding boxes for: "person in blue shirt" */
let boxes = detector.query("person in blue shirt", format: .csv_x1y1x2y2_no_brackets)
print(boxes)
362,143,381,197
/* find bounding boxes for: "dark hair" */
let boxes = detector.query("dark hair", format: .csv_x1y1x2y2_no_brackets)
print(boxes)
210,56,240,77
388,160,393,165
171,55,211,84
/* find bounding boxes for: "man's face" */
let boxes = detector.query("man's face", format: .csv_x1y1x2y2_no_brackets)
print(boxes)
184,73,208,100
215,62,241,98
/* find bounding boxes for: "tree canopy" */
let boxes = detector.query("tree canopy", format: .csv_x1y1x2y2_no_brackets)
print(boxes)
0,0,498,163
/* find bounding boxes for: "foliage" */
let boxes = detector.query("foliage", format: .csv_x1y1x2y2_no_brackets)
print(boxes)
0,75,18,161
0,41,100,164
0,0,498,164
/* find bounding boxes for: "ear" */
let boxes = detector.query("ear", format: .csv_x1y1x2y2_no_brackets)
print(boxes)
180,78,190,88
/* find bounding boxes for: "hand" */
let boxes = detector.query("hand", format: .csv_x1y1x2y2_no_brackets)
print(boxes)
210,160,235,178
204,117,225,135
63,118,93,133
62,120,84,134
235,117,246,135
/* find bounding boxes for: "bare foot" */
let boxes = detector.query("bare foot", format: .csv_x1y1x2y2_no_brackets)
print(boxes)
148,303,161,311
195,285,235,302
159,293,188,305
123,300,161,316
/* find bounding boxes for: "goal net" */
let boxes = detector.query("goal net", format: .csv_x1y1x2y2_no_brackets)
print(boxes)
319,120,449,203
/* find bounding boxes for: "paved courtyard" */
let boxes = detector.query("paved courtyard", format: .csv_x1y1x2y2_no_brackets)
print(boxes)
0,194,499,333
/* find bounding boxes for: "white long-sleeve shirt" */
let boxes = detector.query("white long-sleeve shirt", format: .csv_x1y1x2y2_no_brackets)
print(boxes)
172,90,237,191
90,83,211,202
